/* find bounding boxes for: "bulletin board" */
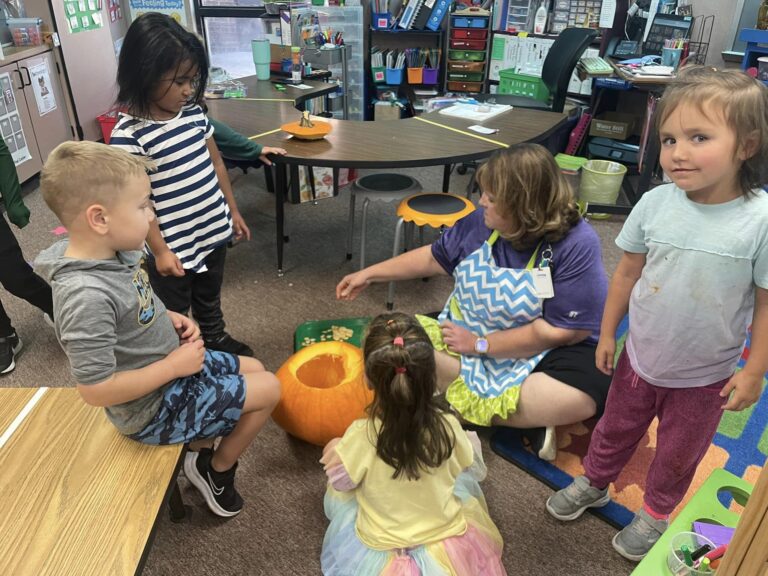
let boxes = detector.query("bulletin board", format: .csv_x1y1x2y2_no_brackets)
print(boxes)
64,0,104,33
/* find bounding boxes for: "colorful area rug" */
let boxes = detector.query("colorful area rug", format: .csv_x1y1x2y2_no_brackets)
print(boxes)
490,317,768,528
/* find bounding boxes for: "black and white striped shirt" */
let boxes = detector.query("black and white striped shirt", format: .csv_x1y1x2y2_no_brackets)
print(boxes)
110,105,232,272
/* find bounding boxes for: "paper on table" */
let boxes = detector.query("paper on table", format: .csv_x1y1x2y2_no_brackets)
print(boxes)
468,125,499,135
599,0,616,28
289,84,314,90
439,103,512,122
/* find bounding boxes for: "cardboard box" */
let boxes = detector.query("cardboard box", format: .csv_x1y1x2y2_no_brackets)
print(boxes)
589,112,638,141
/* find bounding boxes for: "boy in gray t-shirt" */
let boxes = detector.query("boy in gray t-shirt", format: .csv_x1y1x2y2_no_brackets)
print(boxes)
35,141,280,518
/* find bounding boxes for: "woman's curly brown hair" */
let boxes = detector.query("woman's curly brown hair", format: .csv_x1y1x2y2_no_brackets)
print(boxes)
475,143,580,250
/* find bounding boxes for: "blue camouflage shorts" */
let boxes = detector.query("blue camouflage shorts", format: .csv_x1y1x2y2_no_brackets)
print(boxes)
129,350,246,445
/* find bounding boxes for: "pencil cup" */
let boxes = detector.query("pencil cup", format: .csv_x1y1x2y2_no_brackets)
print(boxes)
251,39,271,80
667,532,716,575
661,47,683,71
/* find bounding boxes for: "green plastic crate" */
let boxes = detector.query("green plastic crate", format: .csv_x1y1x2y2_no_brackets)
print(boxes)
498,69,549,102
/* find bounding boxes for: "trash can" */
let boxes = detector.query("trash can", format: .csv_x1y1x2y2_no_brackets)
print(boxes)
579,159,627,206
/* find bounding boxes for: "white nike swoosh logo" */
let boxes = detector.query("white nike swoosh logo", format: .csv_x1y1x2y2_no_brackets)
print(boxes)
208,472,225,496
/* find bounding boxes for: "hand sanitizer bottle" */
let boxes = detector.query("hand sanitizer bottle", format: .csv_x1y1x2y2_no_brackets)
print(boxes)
534,0,548,34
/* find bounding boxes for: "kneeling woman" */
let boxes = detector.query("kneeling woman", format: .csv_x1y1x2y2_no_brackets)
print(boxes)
336,144,611,460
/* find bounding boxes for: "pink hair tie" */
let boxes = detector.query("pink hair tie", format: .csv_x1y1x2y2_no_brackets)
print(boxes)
395,367,407,374
393,336,404,347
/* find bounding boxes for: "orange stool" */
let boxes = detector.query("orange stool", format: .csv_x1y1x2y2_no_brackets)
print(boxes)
387,193,475,309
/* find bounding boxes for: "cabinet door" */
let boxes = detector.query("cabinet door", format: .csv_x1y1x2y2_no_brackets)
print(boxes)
0,62,42,183
19,51,72,162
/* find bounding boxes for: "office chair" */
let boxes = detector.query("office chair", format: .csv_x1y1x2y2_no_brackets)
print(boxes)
457,27,598,183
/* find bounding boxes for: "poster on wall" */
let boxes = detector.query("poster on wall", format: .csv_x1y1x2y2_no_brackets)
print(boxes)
29,62,58,117
65,0,104,33
129,0,187,26
0,73,33,167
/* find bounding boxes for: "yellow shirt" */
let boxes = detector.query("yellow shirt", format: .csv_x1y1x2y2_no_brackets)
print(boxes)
335,414,474,550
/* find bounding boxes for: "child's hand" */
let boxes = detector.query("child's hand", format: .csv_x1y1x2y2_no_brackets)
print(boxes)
167,311,200,344
720,370,764,411
166,339,205,379
259,146,287,166
595,337,616,376
336,272,371,300
231,211,251,241
155,250,185,277
440,321,477,355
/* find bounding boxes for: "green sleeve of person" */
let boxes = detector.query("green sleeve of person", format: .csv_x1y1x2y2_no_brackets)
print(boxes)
0,137,30,229
209,117,264,161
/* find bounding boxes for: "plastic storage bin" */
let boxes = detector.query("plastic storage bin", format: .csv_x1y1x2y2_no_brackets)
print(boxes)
385,67,404,85
451,28,488,39
448,72,484,82
448,49,486,61
407,67,423,84
451,15,488,28
97,109,126,144
447,80,483,92
449,38,486,50
448,61,485,72
422,68,439,84
8,18,43,47
579,160,627,206
498,69,549,101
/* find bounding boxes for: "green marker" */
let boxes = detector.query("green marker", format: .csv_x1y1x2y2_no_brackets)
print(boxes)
681,544,693,567
699,557,711,572
274,83,286,91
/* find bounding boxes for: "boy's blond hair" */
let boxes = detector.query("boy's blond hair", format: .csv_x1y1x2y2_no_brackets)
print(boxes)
656,66,768,196
40,141,155,226
476,143,580,250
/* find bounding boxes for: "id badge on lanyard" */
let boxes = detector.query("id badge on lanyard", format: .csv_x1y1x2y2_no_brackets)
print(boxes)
531,246,554,299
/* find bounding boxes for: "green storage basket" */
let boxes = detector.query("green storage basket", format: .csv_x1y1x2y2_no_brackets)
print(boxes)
498,69,549,102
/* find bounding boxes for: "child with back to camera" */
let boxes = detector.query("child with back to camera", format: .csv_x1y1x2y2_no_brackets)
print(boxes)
35,141,281,519
320,312,507,575
110,12,286,357
547,67,768,561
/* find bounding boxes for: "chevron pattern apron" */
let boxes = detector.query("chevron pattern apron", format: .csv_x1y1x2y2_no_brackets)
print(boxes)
439,231,550,409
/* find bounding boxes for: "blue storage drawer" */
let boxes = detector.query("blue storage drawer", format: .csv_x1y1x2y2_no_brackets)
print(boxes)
451,15,488,28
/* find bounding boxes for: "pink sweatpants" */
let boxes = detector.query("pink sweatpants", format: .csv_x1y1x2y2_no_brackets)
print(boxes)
583,350,729,515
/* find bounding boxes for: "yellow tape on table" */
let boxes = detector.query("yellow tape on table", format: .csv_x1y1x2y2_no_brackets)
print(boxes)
414,116,509,148
248,128,283,140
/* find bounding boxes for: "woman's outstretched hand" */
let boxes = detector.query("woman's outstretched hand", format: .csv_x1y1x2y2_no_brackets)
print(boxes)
595,336,616,376
336,271,370,300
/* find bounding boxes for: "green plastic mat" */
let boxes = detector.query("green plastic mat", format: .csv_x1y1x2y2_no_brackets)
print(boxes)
294,317,372,352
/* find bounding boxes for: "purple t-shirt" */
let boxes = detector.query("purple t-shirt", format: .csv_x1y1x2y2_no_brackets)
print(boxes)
431,209,607,342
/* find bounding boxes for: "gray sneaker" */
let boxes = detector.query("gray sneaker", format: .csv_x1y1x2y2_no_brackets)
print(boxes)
546,475,611,521
612,509,668,562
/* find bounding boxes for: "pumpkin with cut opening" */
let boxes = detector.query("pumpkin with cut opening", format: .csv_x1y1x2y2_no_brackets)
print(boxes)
281,110,332,140
274,341,372,446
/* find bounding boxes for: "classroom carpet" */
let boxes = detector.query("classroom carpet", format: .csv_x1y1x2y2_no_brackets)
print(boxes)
490,316,768,528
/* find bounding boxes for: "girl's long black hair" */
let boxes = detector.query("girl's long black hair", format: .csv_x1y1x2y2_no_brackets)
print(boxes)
363,313,455,481
116,13,208,119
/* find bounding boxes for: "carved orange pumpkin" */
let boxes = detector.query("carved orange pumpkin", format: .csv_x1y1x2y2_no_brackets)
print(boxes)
274,341,373,446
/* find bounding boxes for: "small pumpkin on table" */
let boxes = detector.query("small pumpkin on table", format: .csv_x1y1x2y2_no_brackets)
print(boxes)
281,110,332,140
